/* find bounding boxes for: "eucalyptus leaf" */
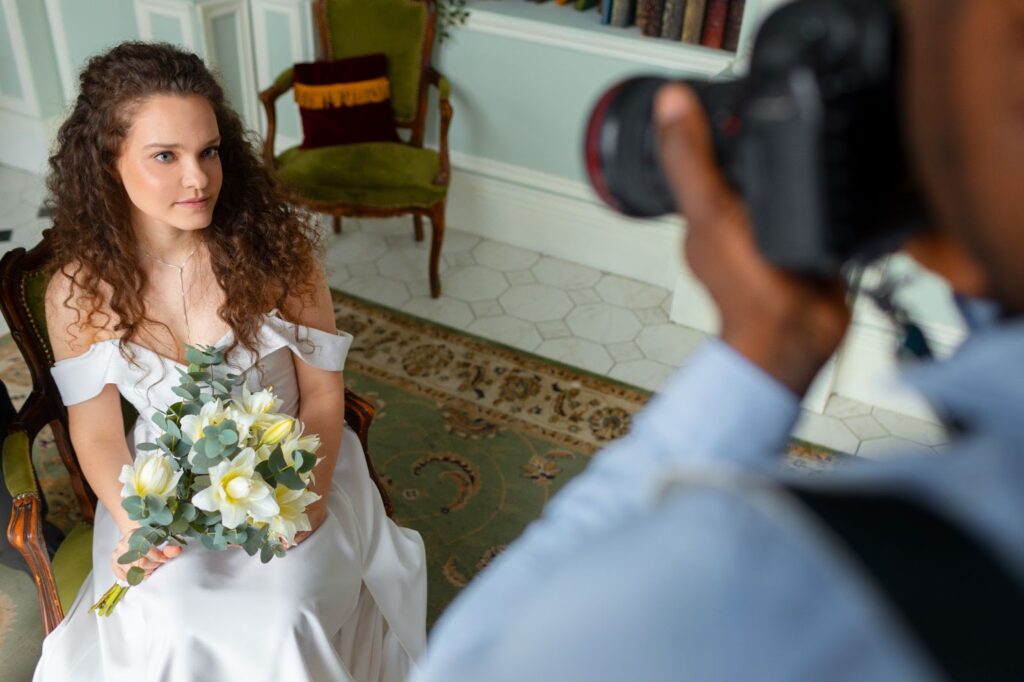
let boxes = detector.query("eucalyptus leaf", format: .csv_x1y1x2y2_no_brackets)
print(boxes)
122,496,145,518
277,467,305,490
117,550,142,564
218,429,238,445
126,566,146,586
136,442,160,451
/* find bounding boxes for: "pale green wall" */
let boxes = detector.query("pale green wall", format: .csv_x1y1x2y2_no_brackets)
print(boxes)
431,30,683,185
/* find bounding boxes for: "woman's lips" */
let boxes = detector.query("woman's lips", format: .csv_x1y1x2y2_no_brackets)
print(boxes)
176,197,210,208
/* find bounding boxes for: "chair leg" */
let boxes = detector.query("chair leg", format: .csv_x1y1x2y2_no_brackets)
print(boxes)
413,215,424,242
333,215,342,235
428,204,446,298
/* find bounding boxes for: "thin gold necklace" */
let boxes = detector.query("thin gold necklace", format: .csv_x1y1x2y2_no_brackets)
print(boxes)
140,244,200,345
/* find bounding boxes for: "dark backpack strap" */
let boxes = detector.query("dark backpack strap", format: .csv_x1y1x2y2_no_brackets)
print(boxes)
789,486,1024,681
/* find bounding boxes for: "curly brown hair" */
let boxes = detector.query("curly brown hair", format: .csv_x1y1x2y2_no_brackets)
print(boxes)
46,41,321,359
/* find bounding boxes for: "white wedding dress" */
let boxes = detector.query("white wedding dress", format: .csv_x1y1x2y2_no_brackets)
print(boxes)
34,312,427,682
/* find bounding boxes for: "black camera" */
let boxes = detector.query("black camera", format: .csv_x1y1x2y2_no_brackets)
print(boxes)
584,0,929,275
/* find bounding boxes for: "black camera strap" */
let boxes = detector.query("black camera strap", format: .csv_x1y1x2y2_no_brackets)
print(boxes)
788,485,1024,680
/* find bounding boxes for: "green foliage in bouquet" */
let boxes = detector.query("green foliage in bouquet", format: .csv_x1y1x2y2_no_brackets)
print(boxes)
90,345,322,616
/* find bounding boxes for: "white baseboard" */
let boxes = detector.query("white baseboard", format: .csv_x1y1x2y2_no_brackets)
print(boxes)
447,153,683,291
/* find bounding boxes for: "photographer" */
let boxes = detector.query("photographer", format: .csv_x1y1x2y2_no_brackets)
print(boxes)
413,1,1024,680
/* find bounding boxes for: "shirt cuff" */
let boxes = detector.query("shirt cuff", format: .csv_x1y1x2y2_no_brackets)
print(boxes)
632,339,802,466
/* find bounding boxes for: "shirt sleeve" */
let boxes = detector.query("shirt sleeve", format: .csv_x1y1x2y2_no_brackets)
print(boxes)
413,339,802,681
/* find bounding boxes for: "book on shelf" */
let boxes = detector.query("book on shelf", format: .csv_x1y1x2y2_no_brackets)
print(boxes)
723,0,746,51
660,0,688,40
680,0,706,44
637,0,665,36
700,0,729,48
610,0,635,27
600,0,615,23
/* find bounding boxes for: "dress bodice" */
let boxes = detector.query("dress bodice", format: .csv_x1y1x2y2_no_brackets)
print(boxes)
50,311,353,444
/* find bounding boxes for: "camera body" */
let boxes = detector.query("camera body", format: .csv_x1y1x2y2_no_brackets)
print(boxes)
584,0,928,275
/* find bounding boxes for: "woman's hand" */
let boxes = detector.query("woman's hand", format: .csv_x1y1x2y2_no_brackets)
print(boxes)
110,528,182,582
655,84,852,396
288,501,328,549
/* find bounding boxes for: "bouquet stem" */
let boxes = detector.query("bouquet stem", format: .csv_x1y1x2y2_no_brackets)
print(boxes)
90,580,131,617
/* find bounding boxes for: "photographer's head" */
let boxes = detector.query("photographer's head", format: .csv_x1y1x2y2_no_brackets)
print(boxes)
902,0,1024,314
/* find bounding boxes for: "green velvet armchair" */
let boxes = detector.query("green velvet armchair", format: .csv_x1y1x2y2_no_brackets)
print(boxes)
1,236,388,635
260,0,453,298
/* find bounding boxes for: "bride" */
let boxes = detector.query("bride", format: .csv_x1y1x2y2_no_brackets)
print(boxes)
34,41,426,681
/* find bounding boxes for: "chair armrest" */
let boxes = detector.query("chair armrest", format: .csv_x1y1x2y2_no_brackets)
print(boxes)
258,67,295,169
4,430,65,633
426,67,453,186
343,389,393,516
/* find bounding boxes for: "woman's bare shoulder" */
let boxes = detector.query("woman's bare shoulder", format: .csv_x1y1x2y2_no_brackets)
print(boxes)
45,262,119,359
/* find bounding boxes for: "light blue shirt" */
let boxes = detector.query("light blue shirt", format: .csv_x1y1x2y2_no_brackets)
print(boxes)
412,316,1024,681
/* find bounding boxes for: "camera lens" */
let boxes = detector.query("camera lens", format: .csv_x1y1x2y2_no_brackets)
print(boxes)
584,77,677,218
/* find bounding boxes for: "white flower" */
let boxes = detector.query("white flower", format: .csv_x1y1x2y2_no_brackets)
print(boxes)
119,451,182,500
267,485,321,545
259,415,295,447
280,427,321,469
181,399,230,460
191,448,279,529
228,387,283,445
236,386,280,417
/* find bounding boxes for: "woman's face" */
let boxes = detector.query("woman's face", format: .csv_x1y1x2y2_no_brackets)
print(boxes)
116,94,223,238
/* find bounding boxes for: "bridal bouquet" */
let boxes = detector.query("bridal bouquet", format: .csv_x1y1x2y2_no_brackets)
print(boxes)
90,345,323,616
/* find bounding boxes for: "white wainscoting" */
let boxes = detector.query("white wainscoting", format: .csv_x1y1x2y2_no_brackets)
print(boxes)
134,0,198,51
199,0,259,127
42,0,75,103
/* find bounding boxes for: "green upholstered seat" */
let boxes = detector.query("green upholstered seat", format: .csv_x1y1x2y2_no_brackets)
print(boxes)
52,523,93,613
276,143,447,207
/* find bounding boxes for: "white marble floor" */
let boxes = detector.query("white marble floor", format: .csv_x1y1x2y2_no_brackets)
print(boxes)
0,163,948,456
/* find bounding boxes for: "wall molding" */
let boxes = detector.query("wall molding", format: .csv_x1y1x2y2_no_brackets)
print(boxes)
0,0,40,117
134,0,198,51
42,0,75,104
464,6,735,77
199,0,258,126
250,0,307,87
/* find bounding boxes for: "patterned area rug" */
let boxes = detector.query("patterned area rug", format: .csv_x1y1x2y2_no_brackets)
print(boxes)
0,291,838,679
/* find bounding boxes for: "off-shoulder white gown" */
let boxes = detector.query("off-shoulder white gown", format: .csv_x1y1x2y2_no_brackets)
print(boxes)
34,312,427,682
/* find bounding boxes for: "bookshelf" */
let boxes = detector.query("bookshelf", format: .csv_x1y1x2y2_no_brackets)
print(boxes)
464,0,773,77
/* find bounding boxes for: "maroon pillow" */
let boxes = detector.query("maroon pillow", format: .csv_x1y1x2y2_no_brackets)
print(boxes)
293,53,400,149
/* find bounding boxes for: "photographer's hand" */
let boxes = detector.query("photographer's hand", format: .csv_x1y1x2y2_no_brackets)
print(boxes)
655,84,851,396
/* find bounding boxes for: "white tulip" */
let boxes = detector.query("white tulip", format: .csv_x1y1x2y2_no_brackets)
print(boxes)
119,451,182,500
280,426,321,469
267,485,321,545
236,386,280,417
192,449,279,529
181,399,231,462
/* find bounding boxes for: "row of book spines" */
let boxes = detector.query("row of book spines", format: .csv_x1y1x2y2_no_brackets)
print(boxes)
584,0,745,52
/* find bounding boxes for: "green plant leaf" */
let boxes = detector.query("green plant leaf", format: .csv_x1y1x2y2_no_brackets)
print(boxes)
136,442,160,451
127,566,146,586
122,496,145,518
117,550,141,564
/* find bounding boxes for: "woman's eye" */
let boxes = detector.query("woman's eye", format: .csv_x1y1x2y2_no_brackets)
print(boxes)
203,147,220,159
154,151,174,163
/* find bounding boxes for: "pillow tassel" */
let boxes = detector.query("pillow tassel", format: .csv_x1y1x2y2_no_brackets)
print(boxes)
294,77,392,110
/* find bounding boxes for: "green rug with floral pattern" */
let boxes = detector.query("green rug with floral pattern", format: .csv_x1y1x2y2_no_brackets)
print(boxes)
0,291,838,680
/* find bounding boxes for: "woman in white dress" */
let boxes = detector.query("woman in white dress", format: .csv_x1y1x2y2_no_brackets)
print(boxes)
34,42,426,681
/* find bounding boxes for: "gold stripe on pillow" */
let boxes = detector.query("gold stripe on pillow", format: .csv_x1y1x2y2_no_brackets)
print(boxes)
294,77,391,109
